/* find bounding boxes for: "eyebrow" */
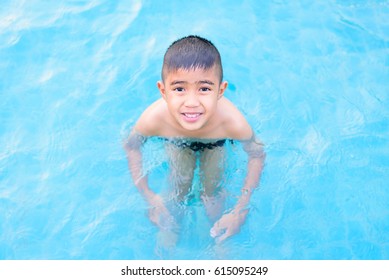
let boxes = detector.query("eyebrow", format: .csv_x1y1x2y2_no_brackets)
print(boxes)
198,80,215,85
170,80,186,86
170,80,215,86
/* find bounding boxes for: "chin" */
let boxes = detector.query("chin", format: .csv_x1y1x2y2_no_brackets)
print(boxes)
179,121,205,132
181,125,203,132
176,116,207,132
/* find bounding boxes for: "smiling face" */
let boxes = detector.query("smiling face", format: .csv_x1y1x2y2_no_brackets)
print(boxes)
157,66,227,134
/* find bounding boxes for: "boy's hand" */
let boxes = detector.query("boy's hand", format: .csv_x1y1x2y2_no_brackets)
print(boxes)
148,195,177,231
210,208,249,243
149,195,179,249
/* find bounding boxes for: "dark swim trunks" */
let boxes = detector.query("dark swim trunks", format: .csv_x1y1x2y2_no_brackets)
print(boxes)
176,139,226,152
162,138,231,152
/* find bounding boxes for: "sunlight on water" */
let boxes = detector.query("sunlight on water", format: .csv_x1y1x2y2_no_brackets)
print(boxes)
0,0,388,259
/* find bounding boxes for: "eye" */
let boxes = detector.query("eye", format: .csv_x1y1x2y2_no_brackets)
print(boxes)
173,87,185,92
199,87,211,92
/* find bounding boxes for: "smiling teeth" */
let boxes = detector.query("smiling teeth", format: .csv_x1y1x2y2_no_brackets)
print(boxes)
184,113,200,118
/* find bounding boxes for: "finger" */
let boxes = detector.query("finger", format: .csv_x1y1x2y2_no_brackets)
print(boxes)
215,229,232,244
210,223,225,238
148,209,174,230
210,227,219,238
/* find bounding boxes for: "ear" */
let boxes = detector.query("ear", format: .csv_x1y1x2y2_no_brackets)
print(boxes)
218,81,228,99
157,81,166,100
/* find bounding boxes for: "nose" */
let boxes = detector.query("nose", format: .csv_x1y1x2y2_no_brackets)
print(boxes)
184,92,200,107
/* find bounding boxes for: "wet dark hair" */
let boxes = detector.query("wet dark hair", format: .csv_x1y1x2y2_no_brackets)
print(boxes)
161,35,223,82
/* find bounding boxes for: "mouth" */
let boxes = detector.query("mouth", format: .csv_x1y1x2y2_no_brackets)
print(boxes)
181,113,202,122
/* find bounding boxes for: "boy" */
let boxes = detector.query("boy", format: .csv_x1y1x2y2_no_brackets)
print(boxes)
124,35,265,244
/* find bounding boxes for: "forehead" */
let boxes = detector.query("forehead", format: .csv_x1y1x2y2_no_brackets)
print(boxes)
164,66,220,83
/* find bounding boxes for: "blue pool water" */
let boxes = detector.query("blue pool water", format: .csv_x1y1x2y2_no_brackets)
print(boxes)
1,0,388,259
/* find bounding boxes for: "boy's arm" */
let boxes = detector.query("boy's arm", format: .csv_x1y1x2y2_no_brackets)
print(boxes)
123,131,153,201
235,133,266,211
124,129,176,230
211,132,266,243
123,99,162,200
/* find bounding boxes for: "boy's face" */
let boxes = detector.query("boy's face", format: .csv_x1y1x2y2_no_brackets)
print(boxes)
158,66,227,133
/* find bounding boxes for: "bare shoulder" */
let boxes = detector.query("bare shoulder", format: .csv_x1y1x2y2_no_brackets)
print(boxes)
133,98,167,136
219,97,253,140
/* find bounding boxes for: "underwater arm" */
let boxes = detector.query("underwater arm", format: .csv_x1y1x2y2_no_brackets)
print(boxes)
236,134,266,211
123,131,152,199
123,130,176,230
211,133,266,243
